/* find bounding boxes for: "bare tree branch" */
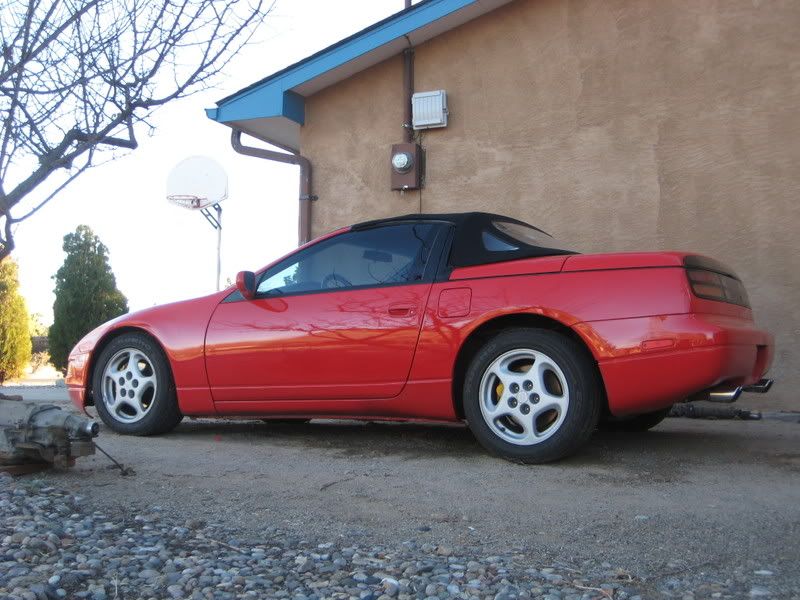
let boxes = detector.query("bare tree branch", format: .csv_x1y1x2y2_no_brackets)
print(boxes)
0,0,271,259
10,146,96,224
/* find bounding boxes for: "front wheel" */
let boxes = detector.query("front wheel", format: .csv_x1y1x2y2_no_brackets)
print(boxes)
463,328,601,464
92,333,182,435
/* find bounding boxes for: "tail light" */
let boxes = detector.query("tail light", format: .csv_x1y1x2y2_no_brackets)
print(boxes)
684,256,750,308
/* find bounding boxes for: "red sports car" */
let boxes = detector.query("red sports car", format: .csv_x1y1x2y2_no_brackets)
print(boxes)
66,213,774,463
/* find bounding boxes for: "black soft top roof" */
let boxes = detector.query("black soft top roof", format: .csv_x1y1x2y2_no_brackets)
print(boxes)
352,212,576,268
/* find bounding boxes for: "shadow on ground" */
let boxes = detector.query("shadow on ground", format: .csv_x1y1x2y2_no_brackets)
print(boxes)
160,417,750,468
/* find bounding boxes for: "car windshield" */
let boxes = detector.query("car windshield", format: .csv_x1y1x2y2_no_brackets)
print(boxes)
492,220,576,253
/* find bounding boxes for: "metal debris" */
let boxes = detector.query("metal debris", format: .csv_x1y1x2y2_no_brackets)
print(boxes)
759,411,800,423
670,404,800,423
669,404,762,420
94,441,135,476
0,396,99,470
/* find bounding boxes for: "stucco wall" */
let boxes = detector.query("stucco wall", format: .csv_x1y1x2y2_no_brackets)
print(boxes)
300,0,800,409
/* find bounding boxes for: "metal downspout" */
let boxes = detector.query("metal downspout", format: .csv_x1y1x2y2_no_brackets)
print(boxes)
402,46,414,143
230,129,314,245
402,1,414,143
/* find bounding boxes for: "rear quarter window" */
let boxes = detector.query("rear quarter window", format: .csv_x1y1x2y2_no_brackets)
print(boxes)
492,221,575,253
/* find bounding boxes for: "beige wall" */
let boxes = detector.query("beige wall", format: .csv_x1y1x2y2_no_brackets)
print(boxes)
300,0,800,409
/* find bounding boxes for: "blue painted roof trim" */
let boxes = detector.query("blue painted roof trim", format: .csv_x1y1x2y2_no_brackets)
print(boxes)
206,0,480,127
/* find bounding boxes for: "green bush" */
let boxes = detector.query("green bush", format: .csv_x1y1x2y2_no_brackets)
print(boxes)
49,226,128,372
0,258,32,382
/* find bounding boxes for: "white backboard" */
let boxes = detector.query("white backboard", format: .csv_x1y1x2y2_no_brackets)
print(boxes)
166,156,228,210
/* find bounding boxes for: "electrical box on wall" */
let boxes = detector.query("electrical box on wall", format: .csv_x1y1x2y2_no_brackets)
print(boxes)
390,143,422,191
412,90,448,130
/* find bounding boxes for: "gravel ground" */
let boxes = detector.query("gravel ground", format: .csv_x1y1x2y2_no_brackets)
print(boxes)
2,474,643,600
2,387,799,599
2,471,797,600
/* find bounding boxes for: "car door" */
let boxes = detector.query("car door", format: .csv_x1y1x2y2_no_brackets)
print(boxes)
204,222,447,402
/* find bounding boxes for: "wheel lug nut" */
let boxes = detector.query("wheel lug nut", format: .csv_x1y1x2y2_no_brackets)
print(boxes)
530,393,540,404
520,404,530,415
523,380,533,391
132,380,139,388
118,377,125,386
509,383,520,393
128,389,135,398
126,372,133,380
508,397,518,408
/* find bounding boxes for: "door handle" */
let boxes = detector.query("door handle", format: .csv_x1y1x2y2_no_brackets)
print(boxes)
388,304,417,317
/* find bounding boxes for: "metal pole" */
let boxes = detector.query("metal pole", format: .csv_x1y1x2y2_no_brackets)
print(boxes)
199,204,223,290
215,204,222,291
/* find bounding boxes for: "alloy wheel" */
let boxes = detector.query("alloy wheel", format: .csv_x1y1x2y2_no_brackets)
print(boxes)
100,347,158,423
478,348,569,445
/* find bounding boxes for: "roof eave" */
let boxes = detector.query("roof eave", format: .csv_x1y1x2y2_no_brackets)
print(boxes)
206,0,515,146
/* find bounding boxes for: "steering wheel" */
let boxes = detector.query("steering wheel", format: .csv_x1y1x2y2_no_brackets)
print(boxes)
322,273,352,289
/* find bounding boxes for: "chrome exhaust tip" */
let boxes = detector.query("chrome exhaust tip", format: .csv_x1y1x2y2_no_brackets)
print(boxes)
689,385,743,403
742,378,773,394
706,386,743,403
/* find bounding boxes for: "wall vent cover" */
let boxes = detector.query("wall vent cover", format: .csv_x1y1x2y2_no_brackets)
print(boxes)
412,90,448,130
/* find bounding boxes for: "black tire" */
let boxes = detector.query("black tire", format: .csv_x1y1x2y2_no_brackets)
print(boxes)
91,333,182,435
599,407,671,432
463,328,601,464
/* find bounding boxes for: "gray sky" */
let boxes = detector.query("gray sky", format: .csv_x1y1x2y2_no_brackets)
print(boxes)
14,0,407,324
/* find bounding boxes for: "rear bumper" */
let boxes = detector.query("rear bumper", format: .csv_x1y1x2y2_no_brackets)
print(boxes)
574,314,774,416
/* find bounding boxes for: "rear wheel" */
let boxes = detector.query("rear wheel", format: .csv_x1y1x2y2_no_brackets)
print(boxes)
92,333,182,435
599,407,671,432
463,328,601,463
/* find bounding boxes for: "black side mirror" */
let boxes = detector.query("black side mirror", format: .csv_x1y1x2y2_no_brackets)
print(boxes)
236,271,256,300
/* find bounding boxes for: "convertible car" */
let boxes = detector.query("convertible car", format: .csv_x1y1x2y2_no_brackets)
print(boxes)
66,212,774,463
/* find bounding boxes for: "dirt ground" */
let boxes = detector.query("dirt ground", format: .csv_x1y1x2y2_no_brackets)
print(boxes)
5,385,800,592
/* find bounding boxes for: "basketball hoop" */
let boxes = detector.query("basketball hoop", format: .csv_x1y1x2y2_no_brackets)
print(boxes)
166,155,228,209
166,156,229,291
167,195,207,210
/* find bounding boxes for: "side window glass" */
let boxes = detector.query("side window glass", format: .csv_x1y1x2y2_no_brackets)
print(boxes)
256,263,302,295
257,223,439,296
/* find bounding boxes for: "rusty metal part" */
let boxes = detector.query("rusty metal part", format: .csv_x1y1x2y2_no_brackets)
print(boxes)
94,441,135,476
0,397,99,469
669,404,762,420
